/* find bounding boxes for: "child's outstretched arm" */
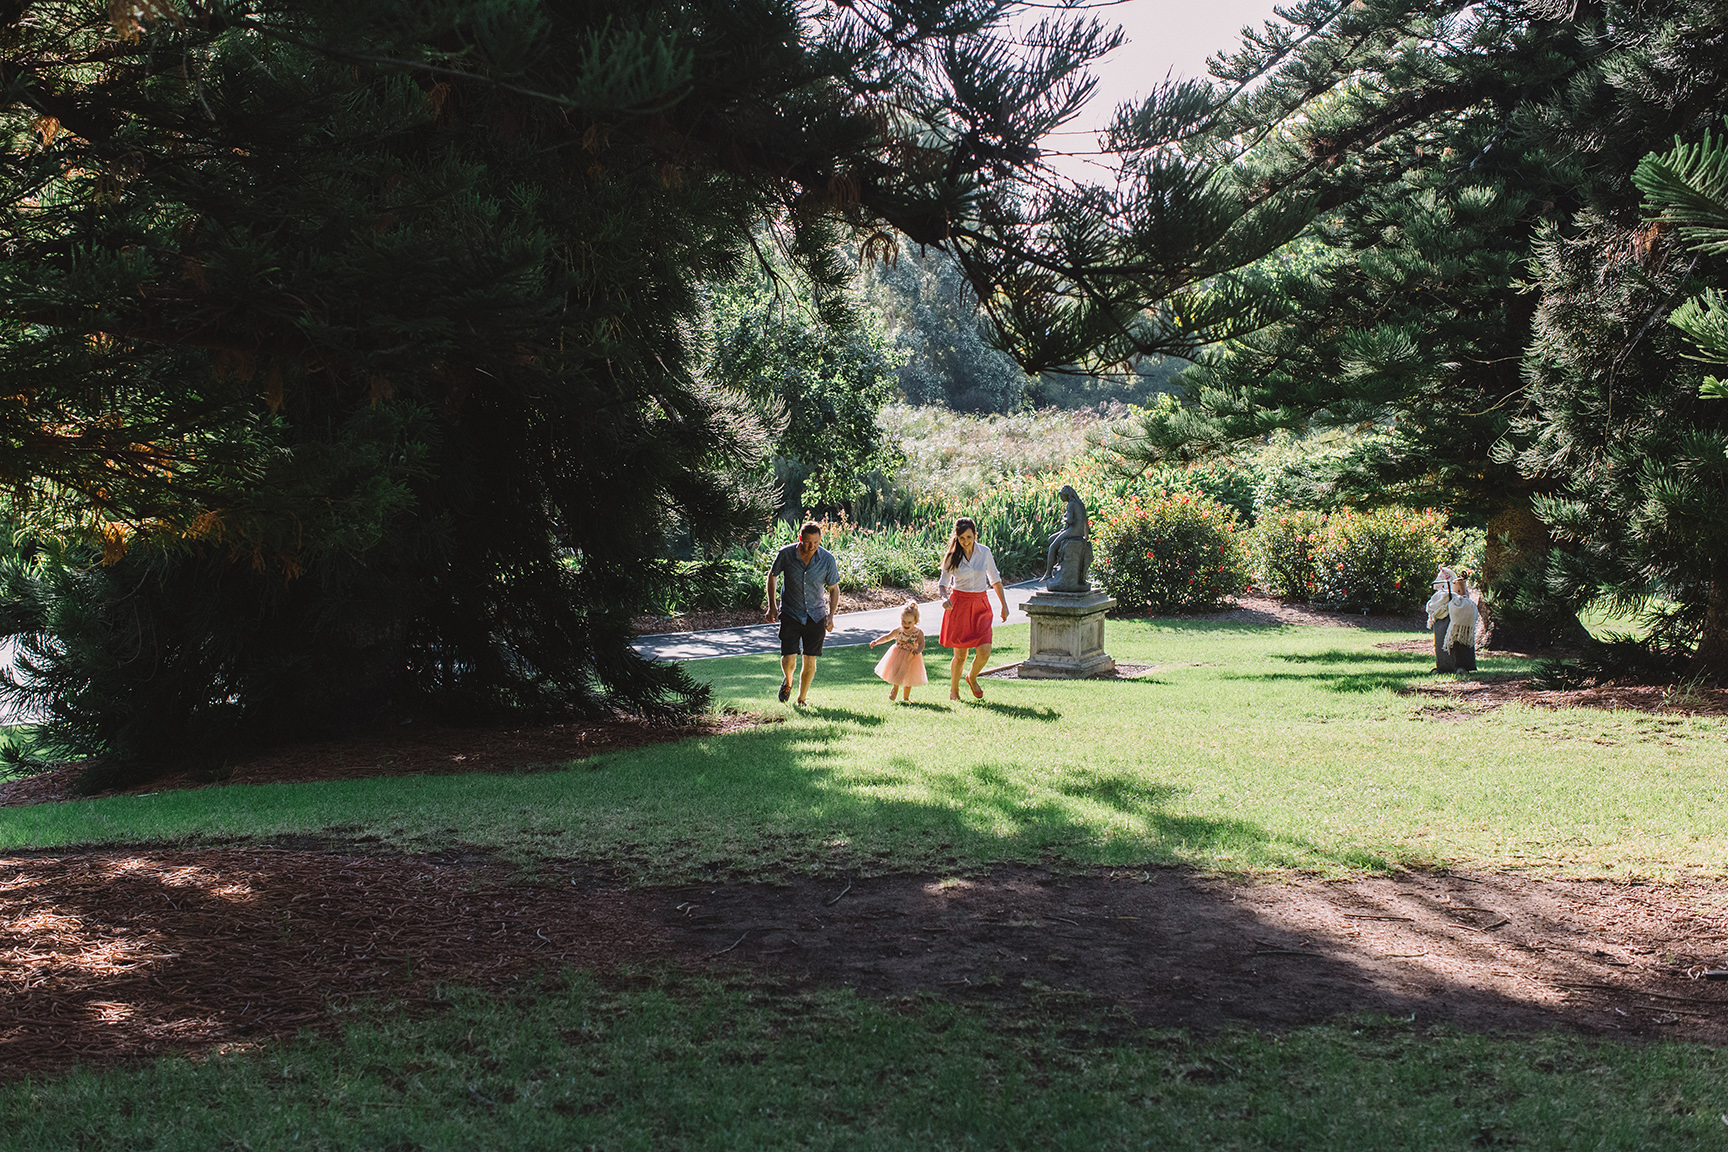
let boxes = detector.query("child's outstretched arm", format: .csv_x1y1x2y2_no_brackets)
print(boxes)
868,629,898,648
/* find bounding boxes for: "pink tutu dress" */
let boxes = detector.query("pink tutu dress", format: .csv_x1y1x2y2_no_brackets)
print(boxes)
873,627,929,687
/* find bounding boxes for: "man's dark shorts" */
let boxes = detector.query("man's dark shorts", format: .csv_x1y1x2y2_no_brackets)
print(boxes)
779,615,827,657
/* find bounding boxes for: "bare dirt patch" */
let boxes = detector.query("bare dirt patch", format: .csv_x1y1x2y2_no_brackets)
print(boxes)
1402,677,1728,717
1153,594,1424,631
0,713,771,808
0,848,664,1074
6,852,1727,1077
670,867,1728,1042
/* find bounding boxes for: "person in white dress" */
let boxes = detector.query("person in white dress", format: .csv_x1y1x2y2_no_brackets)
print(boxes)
1444,573,1480,672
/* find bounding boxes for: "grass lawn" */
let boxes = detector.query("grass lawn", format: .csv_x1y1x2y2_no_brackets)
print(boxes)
5,617,1728,1149
4,618,1725,880
8,975,1727,1152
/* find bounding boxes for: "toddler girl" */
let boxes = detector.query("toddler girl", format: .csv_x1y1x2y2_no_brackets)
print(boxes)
868,602,929,702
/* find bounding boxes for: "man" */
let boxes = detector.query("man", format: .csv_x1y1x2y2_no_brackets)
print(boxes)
765,520,841,705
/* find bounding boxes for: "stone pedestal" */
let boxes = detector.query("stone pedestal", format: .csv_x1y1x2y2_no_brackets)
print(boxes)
1018,589,1116,679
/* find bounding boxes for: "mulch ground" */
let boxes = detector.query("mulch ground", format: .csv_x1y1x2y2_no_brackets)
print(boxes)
1401,675,1728,716
4,852,1727,1078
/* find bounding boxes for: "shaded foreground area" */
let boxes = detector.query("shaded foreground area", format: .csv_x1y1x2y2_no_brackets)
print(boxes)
3,850,1726,1076
0,715,769,807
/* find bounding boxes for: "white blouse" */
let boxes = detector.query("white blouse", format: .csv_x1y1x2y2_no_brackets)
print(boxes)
938,543,1002,595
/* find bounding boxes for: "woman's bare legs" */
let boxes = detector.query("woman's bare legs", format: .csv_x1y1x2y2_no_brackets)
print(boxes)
949,648,968,700
967,644,991,697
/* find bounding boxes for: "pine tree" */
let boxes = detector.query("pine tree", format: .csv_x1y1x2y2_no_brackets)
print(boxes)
1115,0,1728,651
1515,112,1728,679
0,0,1311,772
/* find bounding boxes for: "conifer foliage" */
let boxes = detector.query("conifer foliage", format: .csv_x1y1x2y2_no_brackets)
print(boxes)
0,0,1309,771
1117,0,1728,666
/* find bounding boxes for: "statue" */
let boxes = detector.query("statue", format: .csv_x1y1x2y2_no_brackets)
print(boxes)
1040,484,1092,592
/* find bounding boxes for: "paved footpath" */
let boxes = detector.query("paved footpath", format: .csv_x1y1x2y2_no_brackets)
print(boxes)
632,579,1048,662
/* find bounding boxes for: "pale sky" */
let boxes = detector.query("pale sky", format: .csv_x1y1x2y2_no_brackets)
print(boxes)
1081,0,1284,119
1044,0,1285,175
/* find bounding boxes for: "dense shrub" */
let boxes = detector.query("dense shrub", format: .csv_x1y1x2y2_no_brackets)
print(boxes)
1094,492,1250,613
1247,508,1328,599
1310,507,1447,612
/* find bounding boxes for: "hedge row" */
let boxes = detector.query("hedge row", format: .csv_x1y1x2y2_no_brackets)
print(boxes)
657,461,1472,618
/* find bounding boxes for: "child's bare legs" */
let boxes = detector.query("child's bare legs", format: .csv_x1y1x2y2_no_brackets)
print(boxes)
889,684,900,701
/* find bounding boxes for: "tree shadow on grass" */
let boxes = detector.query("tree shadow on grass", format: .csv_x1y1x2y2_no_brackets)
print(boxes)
971,701,1061,722
629,720,1390,875
1271,650,1428,665
799,707,886,727
1226,648,1433,694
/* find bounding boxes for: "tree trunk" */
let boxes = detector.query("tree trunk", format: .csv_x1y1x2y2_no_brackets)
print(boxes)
1691,576,1728,684
1478,501,1590,652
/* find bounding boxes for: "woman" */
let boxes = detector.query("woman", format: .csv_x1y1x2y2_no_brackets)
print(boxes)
938,517,1010,701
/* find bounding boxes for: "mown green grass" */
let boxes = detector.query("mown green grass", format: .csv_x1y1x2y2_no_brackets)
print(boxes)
6,619,1728,1145
5,974,1725,1152
4,619,1726,880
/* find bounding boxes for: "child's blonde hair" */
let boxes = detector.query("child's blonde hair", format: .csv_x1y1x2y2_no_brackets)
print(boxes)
901,600,920,626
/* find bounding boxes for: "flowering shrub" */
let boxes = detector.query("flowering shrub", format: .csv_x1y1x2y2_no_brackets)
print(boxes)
1250,508,1328,600
1250,506,1449,612
1094,491,1250,613
1310,507,1449,612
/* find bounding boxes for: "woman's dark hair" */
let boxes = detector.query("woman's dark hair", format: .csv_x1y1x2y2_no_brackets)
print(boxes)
943,517,979,573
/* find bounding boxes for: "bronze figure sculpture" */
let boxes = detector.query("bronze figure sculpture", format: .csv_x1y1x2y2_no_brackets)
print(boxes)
1040,484,1092,591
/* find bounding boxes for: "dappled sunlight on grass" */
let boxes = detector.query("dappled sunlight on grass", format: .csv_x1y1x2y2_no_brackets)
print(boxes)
1,619,1724,879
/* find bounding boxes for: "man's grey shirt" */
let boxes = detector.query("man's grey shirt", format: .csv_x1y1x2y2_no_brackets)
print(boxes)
770,543,840,624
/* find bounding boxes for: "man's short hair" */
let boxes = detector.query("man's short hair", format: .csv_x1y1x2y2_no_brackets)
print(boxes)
799,520,822,538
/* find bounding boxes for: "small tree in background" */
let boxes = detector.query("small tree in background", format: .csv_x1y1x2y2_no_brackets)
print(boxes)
708,278,904,514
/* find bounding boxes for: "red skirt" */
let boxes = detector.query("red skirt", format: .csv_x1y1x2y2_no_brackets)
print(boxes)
940,589,994,650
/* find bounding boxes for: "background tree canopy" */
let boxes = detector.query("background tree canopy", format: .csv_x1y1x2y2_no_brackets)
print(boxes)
1115,0,1728,666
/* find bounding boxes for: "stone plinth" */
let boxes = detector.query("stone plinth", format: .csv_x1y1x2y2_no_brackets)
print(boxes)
1018,589,1116,679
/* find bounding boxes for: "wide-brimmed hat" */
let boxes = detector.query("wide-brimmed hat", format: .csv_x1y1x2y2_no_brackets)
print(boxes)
1432,566,1456,588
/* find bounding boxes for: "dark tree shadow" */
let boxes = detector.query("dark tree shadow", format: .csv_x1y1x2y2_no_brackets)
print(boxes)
971,701,1062,722
799,707,886,727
